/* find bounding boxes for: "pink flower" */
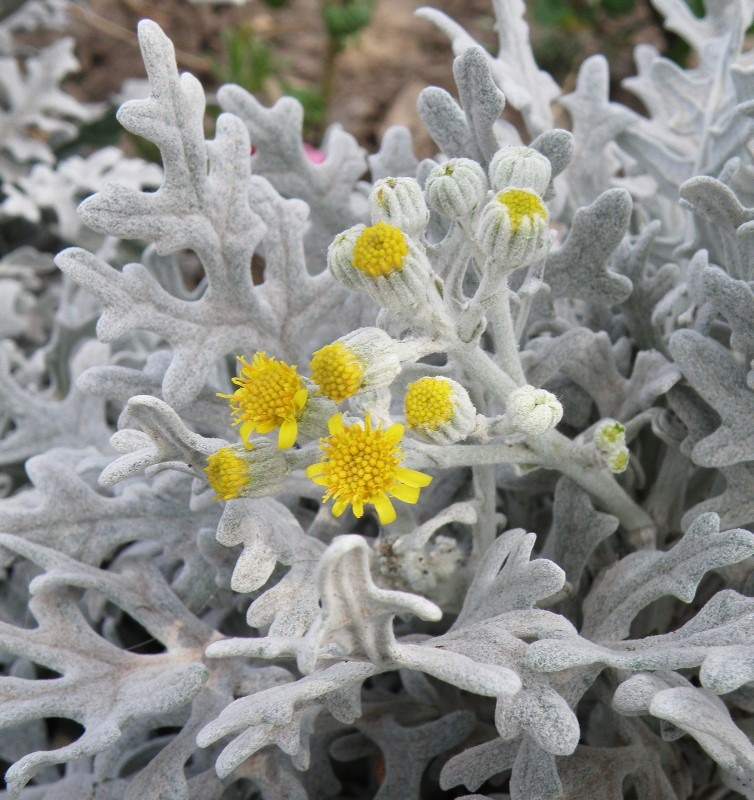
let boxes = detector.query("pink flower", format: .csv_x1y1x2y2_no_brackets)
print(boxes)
303,143,326,164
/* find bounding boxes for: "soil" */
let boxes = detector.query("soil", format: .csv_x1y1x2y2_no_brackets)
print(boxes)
26,0,669,157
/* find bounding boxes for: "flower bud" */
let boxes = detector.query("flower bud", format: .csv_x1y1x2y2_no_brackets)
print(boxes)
488,145,552,196
327,221,442,317
370,177,429,236
593,419,629,474
404,376,477,444
594,419,626,452
425,158,488,219
310,328,402,403
204,440,289,500
506,385,563,436
477,188,549,271
604,446,630,474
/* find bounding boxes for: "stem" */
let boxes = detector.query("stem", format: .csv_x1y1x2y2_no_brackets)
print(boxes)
487,286,526,383
407,430,656,542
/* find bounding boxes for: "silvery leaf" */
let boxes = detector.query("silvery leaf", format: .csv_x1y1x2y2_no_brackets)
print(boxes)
417,47,505,167
454,528,565,628
544,189,633,305
669,329,754,466
581,512,754,639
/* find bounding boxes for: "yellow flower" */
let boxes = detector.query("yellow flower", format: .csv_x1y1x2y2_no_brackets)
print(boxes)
352,221,408,277
495,188,547,234
306,413,432,525
310,341,364,403
404,377,454,431
204,446,251,500
219,352,308,449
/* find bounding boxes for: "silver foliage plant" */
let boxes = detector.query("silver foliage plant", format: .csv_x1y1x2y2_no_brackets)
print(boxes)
0,0,753,796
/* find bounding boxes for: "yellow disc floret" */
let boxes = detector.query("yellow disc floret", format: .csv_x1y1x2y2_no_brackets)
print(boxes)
306,413,432,525
204,447,251,501
352,221,408,277
219,352,308,449
496,189,547,233
310,342,364,403
404,377,454,431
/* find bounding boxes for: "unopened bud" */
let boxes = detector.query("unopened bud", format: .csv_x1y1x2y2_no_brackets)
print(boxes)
488,145,552,196
425,158,488,219
370,177,429,236
506,385,563,435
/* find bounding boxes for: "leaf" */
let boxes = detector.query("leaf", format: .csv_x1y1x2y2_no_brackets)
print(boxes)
417,46,505,167
525,329,680,420
541,478,619,587
545,189,634,306
670,329,754,466
0,340,111,467
0,537,212,795
581,512,754,639
216,497,324,636
558,57,637,204
356,710,477,800
298,535,442,671
196,660,377,776
440,737,520,791
56,21,361,408
0,448,219,566
417,0,559,136
98,395,227,488
369,125,419,181
700,265,754,360
509,737,562,800
616,677,754,786
0,38,101,165
681,461,754,532
217,86,367,254
454,528,565,628
527,590,754,694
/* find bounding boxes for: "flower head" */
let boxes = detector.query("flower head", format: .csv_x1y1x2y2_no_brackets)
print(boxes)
404,377,453,431
309,328,403,404
478,188,549,271
204,446,251,500
219,352,308,449
310,341,364,403
204,440,290,500
328,225,442,319
306,413,432,525
496,189,548,234
404,376,478,444
352,221,408,277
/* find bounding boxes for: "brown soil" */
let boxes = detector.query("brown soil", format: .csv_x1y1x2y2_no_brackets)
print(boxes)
28,0,668,157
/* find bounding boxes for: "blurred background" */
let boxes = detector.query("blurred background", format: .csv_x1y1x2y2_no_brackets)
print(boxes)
8,0,700,160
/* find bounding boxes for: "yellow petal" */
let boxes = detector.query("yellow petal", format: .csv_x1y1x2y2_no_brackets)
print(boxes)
373,493,396,525
256,420,277,434
310,476,330,486
305,463,325,478
390,484,420,504
396,467,433,488
332,499,348,517
278,418,298,449
384,423,405,444
239,420,255,442
328,413,345,435
352,497,364,518
294,388,308,409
